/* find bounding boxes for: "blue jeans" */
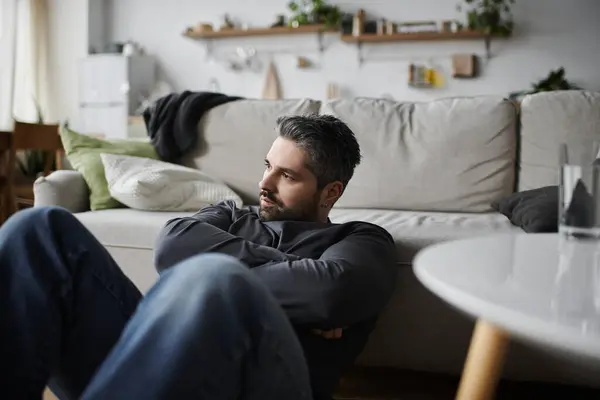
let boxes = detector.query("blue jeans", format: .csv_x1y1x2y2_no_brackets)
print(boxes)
0,207,312,399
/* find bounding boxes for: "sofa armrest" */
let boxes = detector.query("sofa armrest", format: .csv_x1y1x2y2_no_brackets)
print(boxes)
33,170,90,213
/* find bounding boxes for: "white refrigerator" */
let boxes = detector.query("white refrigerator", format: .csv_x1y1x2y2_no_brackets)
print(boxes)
77,54,156,139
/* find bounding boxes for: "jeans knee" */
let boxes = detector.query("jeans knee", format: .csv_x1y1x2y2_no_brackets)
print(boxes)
160,253,260,301
171,253,249,281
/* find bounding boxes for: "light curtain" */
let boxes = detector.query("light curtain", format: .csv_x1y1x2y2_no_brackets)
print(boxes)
0,0,50,128
12,0,50,123
0,0,17,129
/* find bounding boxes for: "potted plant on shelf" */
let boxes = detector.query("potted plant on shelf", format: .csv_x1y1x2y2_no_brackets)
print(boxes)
287,0,342,29
457,0,515,36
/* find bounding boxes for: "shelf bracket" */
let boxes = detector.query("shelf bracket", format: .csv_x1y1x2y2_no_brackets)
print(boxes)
484,35,491,59
204,39,214,61
317,31,324,53
357,41,364,67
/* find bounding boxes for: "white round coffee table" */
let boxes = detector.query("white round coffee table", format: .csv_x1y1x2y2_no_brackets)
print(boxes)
413,233,600,400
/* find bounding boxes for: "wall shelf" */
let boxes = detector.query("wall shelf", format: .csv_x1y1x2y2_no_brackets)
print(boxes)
184,24,336,39
341,30,502,65
340,30,488,43
183,24,338,57
183,25,507,66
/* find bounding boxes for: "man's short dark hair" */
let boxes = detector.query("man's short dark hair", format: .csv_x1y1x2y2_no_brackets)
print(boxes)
276,114,361,190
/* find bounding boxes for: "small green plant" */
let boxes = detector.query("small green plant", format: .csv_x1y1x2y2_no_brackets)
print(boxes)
457,0,515,36
529,67,581,93
288,0,341,28
509,67,581,99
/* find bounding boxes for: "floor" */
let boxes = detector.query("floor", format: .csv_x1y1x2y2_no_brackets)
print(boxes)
43,367,600,399
335,367,600,400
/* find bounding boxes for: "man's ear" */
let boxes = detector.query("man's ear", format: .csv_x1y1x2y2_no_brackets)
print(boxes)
322,181,344,207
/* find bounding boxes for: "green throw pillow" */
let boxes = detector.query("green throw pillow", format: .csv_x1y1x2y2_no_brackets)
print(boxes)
60,125,159,210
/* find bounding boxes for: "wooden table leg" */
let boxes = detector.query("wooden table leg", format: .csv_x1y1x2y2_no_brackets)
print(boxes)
456,319,510,400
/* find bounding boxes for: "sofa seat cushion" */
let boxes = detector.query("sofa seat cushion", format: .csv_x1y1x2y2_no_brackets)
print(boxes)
329,208,520,266
76,208,519,277
75,209,193,292
75,209,193,250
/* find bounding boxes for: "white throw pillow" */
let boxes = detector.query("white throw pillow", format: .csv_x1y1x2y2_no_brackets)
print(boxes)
101,153,243,211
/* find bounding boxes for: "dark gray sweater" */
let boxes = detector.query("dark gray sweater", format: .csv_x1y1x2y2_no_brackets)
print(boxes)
154,200,398,399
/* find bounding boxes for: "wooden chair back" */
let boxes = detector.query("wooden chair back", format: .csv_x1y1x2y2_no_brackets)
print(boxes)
3,121,63,217
8,121,63,174
0,131,11,224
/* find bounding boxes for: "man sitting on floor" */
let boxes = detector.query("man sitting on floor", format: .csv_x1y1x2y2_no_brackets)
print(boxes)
0,114,398,400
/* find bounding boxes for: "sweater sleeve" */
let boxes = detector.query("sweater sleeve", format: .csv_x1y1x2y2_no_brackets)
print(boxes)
154,201,298,272
251,223,398,329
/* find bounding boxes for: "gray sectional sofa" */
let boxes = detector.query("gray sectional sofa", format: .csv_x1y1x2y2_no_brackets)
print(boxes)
34,90,600,387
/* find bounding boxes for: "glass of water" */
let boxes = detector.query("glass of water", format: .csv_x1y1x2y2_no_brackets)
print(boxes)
560,140,600,239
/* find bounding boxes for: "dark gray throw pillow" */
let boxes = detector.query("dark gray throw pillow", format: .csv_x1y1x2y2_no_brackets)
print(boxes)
494,159,600,233
491,186,558,233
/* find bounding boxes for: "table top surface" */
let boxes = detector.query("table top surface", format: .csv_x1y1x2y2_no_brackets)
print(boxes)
413,233,600,360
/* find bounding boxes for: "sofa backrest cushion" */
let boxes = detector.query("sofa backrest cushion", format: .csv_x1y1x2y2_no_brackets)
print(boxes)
518,90,600,191
320,96,517,212
181,99,321,205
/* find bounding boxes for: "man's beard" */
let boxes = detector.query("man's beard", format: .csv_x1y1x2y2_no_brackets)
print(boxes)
258,190,320,222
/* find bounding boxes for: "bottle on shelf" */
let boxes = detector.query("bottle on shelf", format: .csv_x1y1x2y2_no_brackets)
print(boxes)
352,9,366,37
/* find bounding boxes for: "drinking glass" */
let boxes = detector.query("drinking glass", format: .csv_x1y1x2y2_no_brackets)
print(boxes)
559,140,600,239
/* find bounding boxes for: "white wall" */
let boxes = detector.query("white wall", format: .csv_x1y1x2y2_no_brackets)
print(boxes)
47,0,88,122
47,0,599,120
88,0,108,54
106,0,600,101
